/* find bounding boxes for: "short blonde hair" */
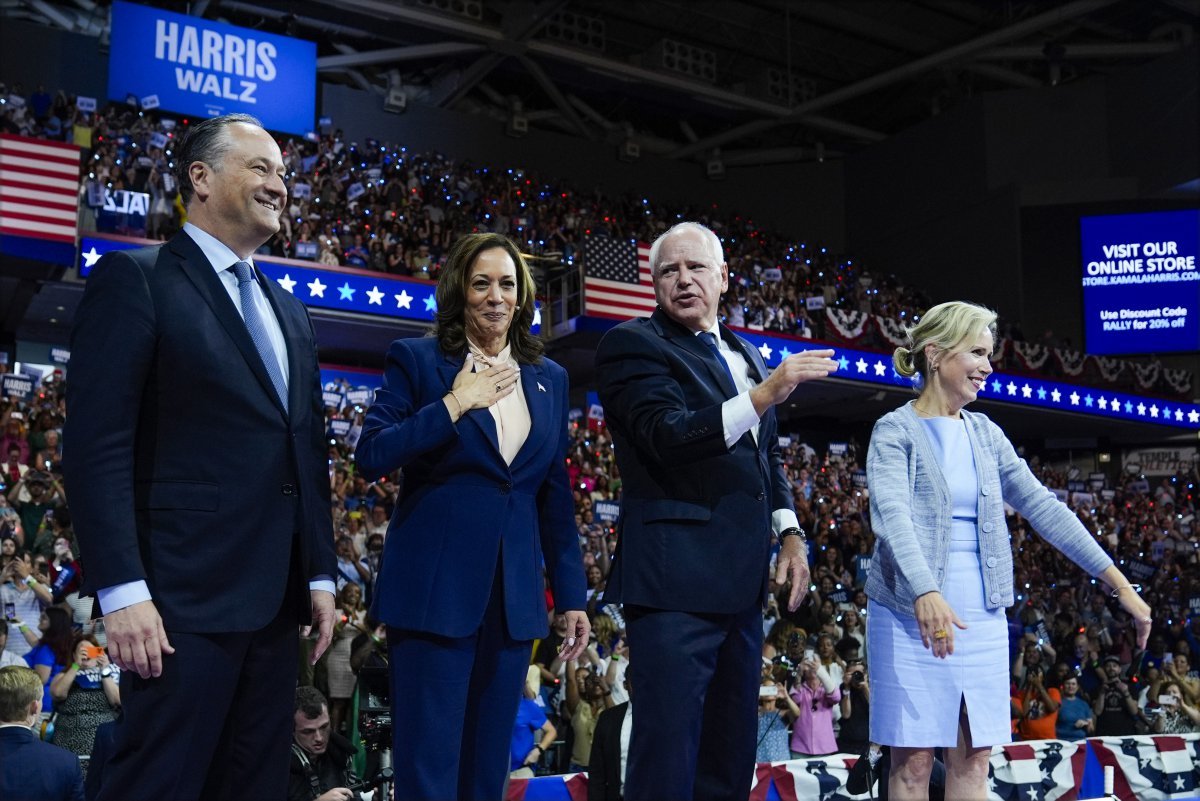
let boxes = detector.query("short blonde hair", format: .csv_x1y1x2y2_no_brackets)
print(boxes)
0,665,42,722
893,301,997,383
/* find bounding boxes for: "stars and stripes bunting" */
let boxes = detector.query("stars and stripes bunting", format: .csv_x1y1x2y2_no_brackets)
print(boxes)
1088,734,1200,801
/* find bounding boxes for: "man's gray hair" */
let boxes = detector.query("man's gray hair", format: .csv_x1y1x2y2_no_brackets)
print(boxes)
648,222,725,276
174,113,265,207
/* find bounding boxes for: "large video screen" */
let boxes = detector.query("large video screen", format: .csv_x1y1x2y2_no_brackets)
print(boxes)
107,0,316,135
1081,209,1200,355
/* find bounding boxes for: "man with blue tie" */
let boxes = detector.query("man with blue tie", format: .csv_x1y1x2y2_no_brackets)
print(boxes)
595,221,838,801
63,113,336,800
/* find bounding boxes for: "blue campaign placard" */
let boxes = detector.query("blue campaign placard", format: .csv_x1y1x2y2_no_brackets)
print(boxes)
107,0,316,134
1081,209,1200,355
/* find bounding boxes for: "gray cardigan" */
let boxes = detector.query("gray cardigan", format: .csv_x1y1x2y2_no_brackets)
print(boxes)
865,401,1113,615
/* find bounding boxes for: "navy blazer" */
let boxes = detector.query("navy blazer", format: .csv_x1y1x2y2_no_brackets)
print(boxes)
595,309,794,614
355,336,585,640
0,726,84,801
63,231,335,632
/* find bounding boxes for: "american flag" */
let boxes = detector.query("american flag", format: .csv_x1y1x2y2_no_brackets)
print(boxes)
0,134,80,245
583,235,655,320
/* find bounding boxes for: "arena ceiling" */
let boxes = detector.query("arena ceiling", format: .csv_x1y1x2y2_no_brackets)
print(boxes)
4,0,1198,164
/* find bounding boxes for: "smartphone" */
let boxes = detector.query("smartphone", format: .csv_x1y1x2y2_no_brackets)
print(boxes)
758,685,777,698
82,644,105,660
3,602,14,621
1158,694,1178,706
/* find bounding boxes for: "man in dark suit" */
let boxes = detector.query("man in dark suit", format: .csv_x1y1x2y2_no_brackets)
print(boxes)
0,665,83,801
588,676,630,801
63,113,336,801
595,221,837,801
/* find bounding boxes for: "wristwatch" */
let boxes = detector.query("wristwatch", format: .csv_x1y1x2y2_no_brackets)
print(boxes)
100,667,114,678
778,527,807,546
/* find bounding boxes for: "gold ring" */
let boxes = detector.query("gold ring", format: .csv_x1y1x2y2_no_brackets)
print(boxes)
933,629,948,639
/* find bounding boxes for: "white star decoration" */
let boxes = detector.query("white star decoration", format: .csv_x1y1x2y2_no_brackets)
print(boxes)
82,247,101,268
1021,384,1032,398
307,277,327,298
855,358,868,373
366,286,384,305
1150,405,1159,418
1006,382,1017,396
276,274,296,293
1099,397,1108,410
1177,409,1185,421
1190,410,1199,424
758,343,772,360
1137,403,1146,416
1050,389,1060,403
532,306,542,326
1069,392,1080,406
394,290,413,309
873,361,886,376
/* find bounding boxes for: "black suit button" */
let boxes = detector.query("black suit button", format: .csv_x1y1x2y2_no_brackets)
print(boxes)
756,492,765,501
500,482,512,494
281,484,296,496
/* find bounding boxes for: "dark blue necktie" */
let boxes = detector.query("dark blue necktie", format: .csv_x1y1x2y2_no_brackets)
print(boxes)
230,260,289,412
699,331,738,389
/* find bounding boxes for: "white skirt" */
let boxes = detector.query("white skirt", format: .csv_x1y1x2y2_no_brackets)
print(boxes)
867,522,1011,748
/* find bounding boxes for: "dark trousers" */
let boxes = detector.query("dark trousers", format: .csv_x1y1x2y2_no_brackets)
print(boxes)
623,603,762,801
387,572,531,801
95,605,299,801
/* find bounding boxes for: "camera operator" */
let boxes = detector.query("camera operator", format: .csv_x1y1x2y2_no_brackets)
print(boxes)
289,687,363,801
838,658,870,756
1092,656,1139,735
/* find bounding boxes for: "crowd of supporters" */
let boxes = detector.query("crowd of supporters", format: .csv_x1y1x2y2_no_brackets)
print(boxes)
2,82,1199,794
5,81,1188,397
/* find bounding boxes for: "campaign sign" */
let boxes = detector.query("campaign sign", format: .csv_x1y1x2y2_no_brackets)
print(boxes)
1,374,33,400
1081,209,1200,355
345,388,372,408
95,189,149,236
594,500,620,523
1126,559,1156,582
50,348,70,365
76,96,97,112
322,390,343,409
328,419,351,439
107,0,317,134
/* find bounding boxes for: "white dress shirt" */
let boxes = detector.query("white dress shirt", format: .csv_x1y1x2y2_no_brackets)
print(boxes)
699,325,800,535
467,339,531,465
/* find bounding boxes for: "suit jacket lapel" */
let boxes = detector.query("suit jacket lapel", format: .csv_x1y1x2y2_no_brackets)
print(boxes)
437,351,501,456
170,234,287,419
652,309,737,399
509,361,550,475
721,325,766,384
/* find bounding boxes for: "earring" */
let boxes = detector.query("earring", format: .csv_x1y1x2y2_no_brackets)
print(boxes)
514,304,521,310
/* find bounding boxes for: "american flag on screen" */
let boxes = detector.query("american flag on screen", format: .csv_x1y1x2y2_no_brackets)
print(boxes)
0,135,80,244
583,235,656,320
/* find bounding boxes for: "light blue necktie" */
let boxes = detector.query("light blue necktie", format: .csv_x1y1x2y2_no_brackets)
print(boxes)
699,331,737,390
230,260,289,412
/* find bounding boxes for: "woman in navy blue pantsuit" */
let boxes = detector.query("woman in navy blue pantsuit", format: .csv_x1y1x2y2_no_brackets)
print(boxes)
356,233,589,801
